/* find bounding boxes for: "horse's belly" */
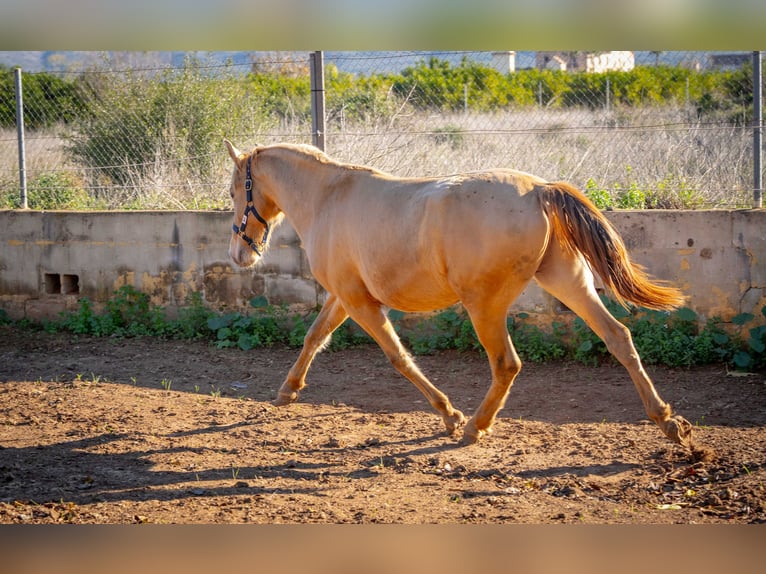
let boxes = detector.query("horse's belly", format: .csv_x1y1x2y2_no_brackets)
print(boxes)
367,272,459,313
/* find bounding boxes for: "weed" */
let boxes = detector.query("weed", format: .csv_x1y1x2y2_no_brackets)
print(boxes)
431,125,465,149
731,306,766,370
695,415,709,429
13,283,766,371
160,378,172,391
510,315,567,362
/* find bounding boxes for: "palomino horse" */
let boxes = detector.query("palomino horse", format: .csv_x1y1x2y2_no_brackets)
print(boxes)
224,140,700,453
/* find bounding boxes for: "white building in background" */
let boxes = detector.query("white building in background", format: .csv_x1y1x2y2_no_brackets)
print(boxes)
536,51,635,73
490,51,516,74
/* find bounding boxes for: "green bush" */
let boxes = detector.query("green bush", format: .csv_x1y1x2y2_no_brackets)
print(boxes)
68,57,250,187
731,307,766,370
0,171,95,210
246,72,311,123
325,64,397,124
14,285,763,372
3,57,760,144
582,169,705,210
0,65,88,130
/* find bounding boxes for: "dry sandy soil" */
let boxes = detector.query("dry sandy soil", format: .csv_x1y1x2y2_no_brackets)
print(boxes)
1,325,764,524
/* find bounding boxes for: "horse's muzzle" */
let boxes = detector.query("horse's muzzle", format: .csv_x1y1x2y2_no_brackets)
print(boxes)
229,234,259,268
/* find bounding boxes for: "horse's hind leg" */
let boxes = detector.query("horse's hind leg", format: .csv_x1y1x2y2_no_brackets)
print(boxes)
460,299,523,445
275,293,348,405
534,250,694,450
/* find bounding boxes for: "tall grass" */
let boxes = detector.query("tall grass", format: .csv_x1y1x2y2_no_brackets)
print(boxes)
328,106,752,208
0,105,754,210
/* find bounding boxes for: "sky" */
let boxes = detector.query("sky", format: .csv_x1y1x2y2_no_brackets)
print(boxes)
0,0,764,50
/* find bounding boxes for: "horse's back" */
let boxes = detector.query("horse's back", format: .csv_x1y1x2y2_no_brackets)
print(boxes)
311,168,551,311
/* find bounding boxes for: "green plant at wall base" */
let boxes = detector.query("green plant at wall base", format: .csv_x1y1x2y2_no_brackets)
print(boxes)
570,300,741,368
509,314,567,362
19,287,764,371
731,306,766,370
207,296,325,351
173,292,215,340
61,297,103,336
401,308,480,355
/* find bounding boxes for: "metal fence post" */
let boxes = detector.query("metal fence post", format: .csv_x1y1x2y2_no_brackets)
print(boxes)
310,51,326,152
14,67,27,209
754,51,763,208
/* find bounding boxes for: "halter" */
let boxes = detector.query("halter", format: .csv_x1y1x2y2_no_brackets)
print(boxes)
232,155,270,255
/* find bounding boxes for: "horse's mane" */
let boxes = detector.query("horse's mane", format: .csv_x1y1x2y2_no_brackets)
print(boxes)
257,143,384,176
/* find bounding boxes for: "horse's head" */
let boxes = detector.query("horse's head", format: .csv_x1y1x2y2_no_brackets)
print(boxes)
225,140,281,268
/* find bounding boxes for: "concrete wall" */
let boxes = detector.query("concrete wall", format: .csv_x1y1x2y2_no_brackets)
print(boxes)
1,209,764,326
0,210,320,321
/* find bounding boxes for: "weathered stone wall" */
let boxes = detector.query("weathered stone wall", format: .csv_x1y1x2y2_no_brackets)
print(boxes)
1,209,764,326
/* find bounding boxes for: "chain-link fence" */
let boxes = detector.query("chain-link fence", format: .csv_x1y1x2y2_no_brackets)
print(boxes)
0,51,762,210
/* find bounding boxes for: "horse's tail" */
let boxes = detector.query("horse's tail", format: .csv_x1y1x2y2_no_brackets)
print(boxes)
539,181,685,310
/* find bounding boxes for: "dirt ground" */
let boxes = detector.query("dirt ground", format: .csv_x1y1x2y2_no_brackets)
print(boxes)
1,324,764,524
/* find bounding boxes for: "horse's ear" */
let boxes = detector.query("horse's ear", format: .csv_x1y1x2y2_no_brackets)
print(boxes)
224,139,244,165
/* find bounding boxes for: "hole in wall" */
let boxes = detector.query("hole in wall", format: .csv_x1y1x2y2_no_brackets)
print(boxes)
62,274,80,295
43,273,80,295
44,273,61,294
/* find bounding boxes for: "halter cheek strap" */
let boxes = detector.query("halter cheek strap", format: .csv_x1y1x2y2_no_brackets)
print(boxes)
232,155,270,255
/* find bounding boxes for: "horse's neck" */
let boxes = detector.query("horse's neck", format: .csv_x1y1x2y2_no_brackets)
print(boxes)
264,150,341,233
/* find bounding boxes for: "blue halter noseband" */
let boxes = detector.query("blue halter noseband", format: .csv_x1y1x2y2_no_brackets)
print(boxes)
232,155,270,255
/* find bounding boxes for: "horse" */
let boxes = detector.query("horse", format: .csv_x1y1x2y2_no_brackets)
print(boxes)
224,140,704,456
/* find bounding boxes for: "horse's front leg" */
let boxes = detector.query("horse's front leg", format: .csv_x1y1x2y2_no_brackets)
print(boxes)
275,294,348,405
341,296,466,435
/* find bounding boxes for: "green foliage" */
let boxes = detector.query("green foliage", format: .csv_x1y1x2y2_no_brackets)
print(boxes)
60,297,102,335
327,320,373,351
173,292,215,340
402,308,480,355
0,171,95,210
387,57,758,117
694,63,754,125
584,178,612,210
58,285,201,338
246,72,310,123
325,64,396,123
0,65,88,130
731,307,766,370
5,58,758,133
68,57,250,186
70,285,167,337
583,169,705,210
569,298,740,368
207,298,285,350
11,281,766,373
510,314,567,362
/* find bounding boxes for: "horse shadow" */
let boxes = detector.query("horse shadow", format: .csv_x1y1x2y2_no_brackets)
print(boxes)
0,429,331,507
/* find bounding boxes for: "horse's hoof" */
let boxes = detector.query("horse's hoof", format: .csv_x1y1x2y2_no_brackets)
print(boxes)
444,409,466,435
274,391,298,406
460,419,491,445
663,415,693,448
